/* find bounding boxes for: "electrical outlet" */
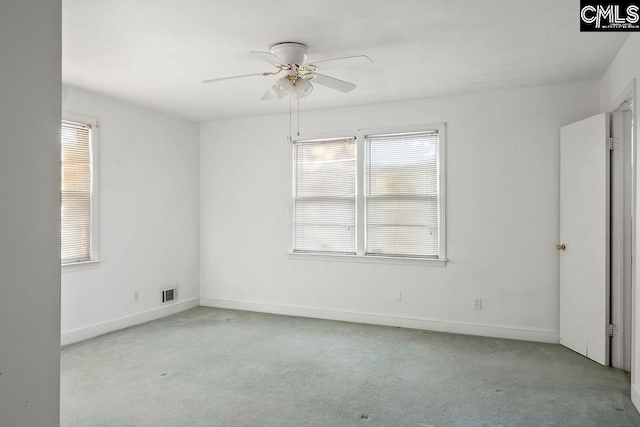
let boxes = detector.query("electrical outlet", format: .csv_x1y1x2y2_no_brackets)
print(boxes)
396,291,402,302
134,291,139,302
473,298,482,310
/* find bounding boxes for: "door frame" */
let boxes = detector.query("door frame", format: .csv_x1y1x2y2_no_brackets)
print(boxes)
610,78,636,373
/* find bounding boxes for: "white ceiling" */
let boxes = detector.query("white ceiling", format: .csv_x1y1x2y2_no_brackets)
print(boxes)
62,0,629,122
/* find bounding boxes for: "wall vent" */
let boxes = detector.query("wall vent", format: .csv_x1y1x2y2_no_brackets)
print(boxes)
161,286,178,304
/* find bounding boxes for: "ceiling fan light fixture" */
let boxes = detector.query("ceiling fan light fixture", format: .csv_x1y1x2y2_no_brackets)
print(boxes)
271,77,291,99
272,75,313,99
291,77,313,99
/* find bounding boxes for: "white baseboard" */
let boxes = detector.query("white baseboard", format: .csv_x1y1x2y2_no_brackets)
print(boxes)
61,298,200,346
632,383,640,414
200,298,559,344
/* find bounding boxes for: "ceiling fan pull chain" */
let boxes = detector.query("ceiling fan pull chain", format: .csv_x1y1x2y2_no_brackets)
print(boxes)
297,96,300,137
289,92,292,142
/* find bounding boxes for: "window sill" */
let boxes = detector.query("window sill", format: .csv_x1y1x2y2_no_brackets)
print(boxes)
285,252,447,267
61,259,103,273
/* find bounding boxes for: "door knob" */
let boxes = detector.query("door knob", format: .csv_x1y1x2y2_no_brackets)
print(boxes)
556,244,566,251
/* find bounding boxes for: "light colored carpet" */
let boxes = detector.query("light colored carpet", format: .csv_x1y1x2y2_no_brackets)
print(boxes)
61,307,640,426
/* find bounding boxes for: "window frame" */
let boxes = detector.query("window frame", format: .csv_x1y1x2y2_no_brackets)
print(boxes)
286,123,446,266
61,112,101,270
292,136,357,255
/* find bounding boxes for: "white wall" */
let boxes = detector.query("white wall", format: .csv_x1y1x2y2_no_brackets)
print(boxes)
0,1,61,426
60,85,200,344
200,81,600,343
600,33,640,412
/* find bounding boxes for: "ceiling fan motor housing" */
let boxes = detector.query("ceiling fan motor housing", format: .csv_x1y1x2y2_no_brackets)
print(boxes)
270,42,308,66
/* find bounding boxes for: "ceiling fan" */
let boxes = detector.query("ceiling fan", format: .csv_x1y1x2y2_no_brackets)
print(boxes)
202,42,372,100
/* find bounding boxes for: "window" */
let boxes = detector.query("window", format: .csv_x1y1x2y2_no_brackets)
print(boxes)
365,131,440,258
293,137,356,254
61,117,98,264
290,125,445,263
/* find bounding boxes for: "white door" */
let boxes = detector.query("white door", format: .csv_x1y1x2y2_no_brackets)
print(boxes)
559,113,610,366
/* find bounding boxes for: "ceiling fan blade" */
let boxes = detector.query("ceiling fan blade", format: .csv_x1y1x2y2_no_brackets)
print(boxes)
306,55,372,70
311,73,356,93
202,73,260,84
250,51,285,66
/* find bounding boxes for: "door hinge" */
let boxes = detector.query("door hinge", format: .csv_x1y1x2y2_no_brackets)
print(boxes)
608,324,615,337
609,137,619,150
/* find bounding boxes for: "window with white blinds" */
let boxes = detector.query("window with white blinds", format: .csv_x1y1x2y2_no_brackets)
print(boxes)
365,131,440,258
61,120,93,264
293,137,356,254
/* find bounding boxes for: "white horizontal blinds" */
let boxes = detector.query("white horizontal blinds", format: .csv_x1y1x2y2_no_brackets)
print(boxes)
365,131,439,258
293,137,356,254
61,120,92,263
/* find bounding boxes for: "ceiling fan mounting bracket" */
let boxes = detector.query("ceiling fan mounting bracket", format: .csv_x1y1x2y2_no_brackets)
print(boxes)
269,42,308,66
